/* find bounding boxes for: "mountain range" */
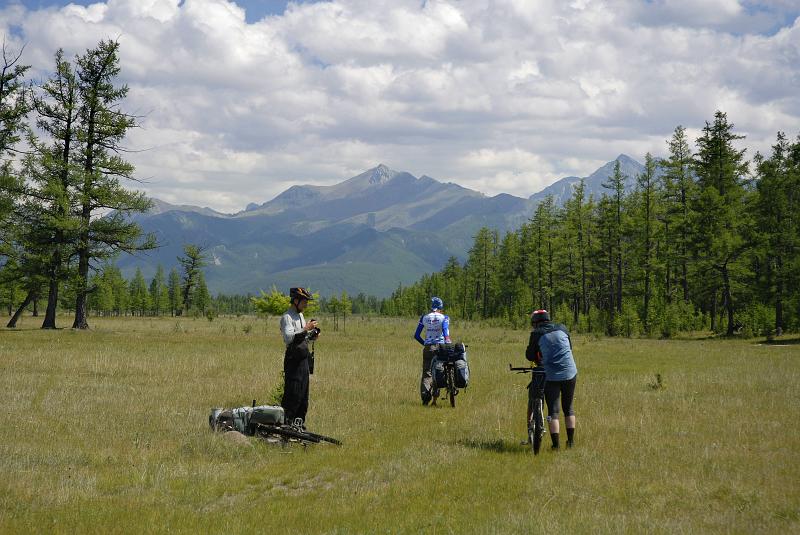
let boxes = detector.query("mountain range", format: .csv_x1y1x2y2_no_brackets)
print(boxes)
120,154,646,297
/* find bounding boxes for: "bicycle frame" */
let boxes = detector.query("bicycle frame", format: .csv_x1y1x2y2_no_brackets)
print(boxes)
509,364,547,455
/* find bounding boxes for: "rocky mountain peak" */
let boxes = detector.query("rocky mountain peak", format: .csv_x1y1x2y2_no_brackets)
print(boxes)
368,164,396,185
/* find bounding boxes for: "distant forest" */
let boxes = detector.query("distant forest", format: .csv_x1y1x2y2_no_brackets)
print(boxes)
383,117,800,338
2,40,798,337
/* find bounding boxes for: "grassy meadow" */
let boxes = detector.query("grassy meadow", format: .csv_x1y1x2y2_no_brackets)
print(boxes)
1,314,799,534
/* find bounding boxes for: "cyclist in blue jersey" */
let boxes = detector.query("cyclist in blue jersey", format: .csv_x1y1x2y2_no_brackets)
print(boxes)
526,309,578,450
414,296,451,405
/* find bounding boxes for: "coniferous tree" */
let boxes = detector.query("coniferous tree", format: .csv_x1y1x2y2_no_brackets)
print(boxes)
110,267,129,316
193,271,210,314
467,227,498,318
497,230,525,321
71,40,154,329
633,153,661,333
167,267,182,316
177,244,207,315
0,42,31,325
88,269,113,315
561,181,592,324
660,125,694,303
129,267,149,316
595,195,617,333
440,256,463,318
0,41,29,251
753,132,800,334
527,196,557,310
691,111,752,336
602,160,628,314
149,264,168,316
32,49,82,329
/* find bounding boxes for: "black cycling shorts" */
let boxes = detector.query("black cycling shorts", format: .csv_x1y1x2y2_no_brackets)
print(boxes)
545,375,576,418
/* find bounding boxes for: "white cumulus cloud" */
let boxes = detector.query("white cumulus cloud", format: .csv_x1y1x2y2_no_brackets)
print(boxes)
0,0,798,211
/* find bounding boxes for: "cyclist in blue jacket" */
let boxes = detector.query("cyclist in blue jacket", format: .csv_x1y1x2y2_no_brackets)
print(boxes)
526,309,578,449
414,296,451,405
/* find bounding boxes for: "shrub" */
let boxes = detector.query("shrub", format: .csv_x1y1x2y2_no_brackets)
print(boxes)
659,300,700,338
268,372,285,405
738,304,775,338
613,300,641,338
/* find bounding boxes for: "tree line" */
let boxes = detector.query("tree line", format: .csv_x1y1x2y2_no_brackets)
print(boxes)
83,244,218,319
382,114,800,338
0,39,154,329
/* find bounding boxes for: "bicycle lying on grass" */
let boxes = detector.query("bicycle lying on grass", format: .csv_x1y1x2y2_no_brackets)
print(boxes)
509,364,547,455
252,418,342,446
210,405,341,446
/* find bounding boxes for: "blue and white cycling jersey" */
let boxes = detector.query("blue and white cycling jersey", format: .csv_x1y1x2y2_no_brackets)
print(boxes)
414,311,450,346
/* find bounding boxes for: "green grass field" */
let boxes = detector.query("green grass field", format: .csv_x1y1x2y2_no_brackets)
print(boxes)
1,315,799,534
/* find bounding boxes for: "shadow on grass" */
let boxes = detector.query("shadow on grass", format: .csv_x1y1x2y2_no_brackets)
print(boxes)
458,438,526,454
759,337,800,346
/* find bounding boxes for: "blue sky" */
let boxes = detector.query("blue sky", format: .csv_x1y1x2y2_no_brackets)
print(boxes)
2,0,799,212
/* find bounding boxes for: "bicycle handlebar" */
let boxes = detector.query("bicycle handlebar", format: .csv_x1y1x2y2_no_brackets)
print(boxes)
509,363,545,373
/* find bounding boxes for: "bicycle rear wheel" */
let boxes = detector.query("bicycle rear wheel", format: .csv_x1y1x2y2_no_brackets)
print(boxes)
254,424,321,445
531,398,544,455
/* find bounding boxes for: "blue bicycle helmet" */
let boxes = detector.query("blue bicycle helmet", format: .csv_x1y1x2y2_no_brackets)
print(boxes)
431,296,444,311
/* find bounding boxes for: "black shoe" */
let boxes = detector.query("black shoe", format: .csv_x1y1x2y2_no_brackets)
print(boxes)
551,445,560,451
567,441,574,448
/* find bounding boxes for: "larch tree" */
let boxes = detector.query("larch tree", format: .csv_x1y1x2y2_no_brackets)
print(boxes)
31,49,82,329
0,40,29,243
633,153,661,334
660,125,694,303
753,132,800,334
167,267,182,316
178,244,207,315
602,160,628,314
71,40,154,329
691,111,752,336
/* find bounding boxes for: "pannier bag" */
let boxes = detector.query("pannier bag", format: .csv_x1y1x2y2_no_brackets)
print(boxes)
432,358,447,389
430,342,470,389
209,405,285,434
250,405,285,426
454,358,469,388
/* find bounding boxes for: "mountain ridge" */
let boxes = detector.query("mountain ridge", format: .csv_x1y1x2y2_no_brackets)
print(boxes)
125,155,648,296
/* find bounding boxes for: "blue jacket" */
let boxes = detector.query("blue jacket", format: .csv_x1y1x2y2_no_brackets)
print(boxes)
526,322,577,381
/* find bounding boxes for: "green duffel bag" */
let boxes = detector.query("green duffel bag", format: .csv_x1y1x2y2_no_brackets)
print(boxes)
249,405,285,426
